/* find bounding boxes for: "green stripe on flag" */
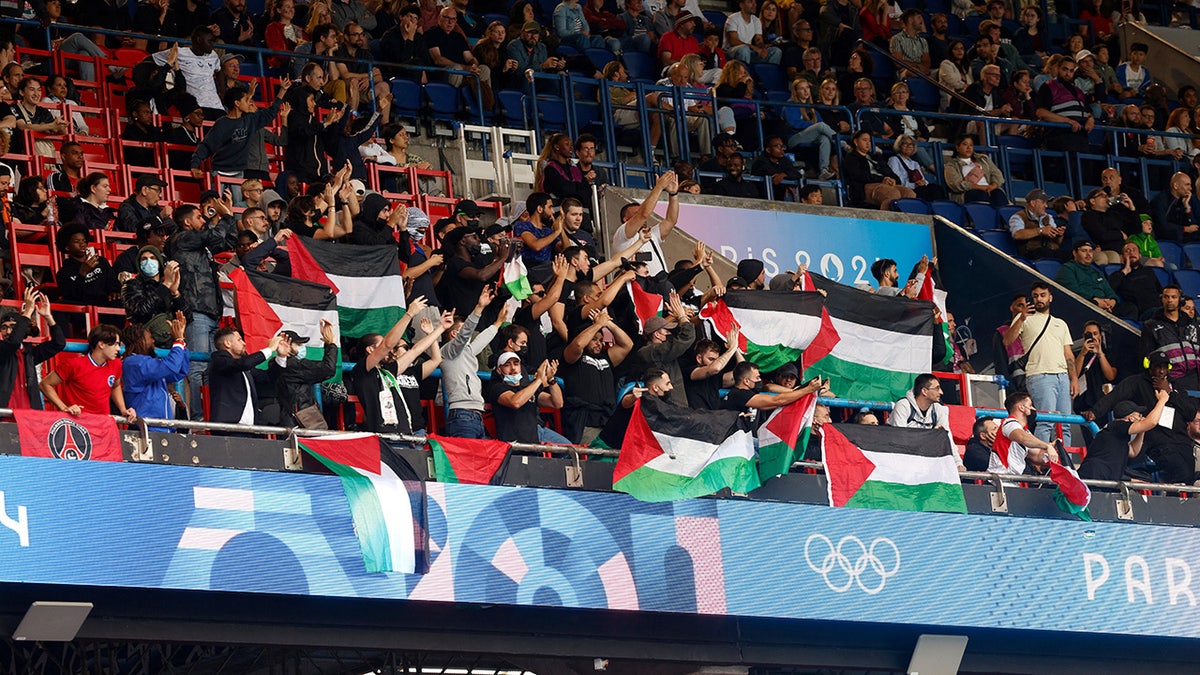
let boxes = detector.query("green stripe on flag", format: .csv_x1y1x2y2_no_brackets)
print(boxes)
844,479,967,513
340,305,406,338
806,354,920,403
745,341,803,374
613,455,761,502
428,438,462,484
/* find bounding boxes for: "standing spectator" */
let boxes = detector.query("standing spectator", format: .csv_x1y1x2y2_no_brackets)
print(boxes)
553,0,609,52
351,302,447,437
889,9,930,75
1079,394,1168,481
611,170,679,276
721,363,825,424
437,227,511,319
513,192,562,267
442,288,505,439
1007,188,1065,260
269,321,339,427
1072,320,1118,419
1035,56,1093,157
1109,241,1163,319
1003,282,1078,446
153,28,222,117
121,245,187,346
1055,240,1129,316
191,80,292,194
486,352,569,444
634,293,695,407
121,314,190,431
725,0,782,64
685,331,742,410
561,308,634,443
284,83,344,183
55,223,119,308
1139,284,1200,391
40,324,135,419
208,328,282,425
988,391,1059,476
0,290,64,409
843,130,915,210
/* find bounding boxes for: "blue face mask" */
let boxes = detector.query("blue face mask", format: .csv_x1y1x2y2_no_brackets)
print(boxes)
503,374,522,386
139,258,160,277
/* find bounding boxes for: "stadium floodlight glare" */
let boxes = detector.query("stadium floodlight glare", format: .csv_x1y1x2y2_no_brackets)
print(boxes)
907,634,968,675
12,601,93,642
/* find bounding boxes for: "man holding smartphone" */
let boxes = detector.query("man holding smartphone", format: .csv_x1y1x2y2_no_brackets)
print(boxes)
720,362,826,424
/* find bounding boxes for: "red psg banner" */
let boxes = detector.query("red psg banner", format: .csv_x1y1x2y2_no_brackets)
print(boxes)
14,409,123,461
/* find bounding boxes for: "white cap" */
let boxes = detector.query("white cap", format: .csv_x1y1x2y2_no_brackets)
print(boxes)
349,179,367,197
497,351,522,365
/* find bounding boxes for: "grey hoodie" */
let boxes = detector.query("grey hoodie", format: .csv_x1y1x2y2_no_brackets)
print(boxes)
440,311,499,412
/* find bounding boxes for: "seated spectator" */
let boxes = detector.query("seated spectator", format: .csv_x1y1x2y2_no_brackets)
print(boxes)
553,0,609,52
1115,42,1151,100
890,9,930,75
212,0,260,48
942,135,1008,206
1072,320,1117,418
782,78,836,180
121,316,189,431
1109,241,1164,319
1080,395,1168,481
816,77,852,135
12,175,49,225
749,136,800,199
264,0,307,70
1055,240,1132,317
842,130,915,210
889,373,963,469
968,34,1012,83
46,141,84,212
725,0,781,64
8,76,67,162
1149,172,1200,243
425,8,490,94
1164,107,1197,159
602,61,662,147
846,78,893,140
486,352,568,444
1127,214,1166,267
715,60,771,150
209,328,282,426
695,26,728,83
1008,189,1066,260
377,4,428,81
888,135,944,201
121,246,187,346
1081,187,1139,262
335,20,393,109
988,391,1059,476
616,0,655,54
886,83,936,171
713,152,762,199
649,60,715,158
1000,69,1037,127
959,64,1020,137
1100,165,1147,213
561,308,634,444
115,175,172,234
575,133,610,188
963,417,998,471
55,223,119,308
40,324,135,418
858,0,891,49
1013,5,1047,68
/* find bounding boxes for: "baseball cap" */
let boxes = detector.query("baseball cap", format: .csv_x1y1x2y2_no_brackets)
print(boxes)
278,330,311,344
349,179,367,197
1074,49,1095,62
1113,400,1146,418
643,315,677,335
768,274,796,292
1025,189,1050,203
1147,350,1172,367
441,226,480,250
497,350,522,365
522,20,540,32
455,200,483,217
483,223,511,239
221,53,245,65
1072,239,1095,250
135,174,167,190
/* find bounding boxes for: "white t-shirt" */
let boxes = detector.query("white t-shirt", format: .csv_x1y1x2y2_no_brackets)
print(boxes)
987,417,1030,475
723,12,762,50
612,222,667,276
153,48,221,110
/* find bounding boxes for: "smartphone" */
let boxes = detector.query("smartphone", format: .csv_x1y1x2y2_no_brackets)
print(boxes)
86,246,97,258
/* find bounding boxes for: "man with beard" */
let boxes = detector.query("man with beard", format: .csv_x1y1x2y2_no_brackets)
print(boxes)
514,192,562,267
1109,240,1163,319
1035,56,1094,156
989,391,1060,477
561,308,634,444
720,362,825,426
1079,394,1169,482
596,368,673,449
889,373,961,468
436,226,511,319
1140,284,1200,392
1004,281,1078,445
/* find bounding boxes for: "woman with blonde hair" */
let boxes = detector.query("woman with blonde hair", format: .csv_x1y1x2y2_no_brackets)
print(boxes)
816,77,851,134
306,0,332,37
715,60,769,149
679,52,718,86
783,78,837,179
887,81,936,172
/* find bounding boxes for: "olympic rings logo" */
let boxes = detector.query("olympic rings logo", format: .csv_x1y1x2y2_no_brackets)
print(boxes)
804,534,901,595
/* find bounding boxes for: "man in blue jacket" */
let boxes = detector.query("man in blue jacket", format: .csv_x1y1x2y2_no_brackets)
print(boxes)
121,312,190,432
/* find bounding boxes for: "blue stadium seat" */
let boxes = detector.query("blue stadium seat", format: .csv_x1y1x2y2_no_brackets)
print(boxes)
979,230,1017,256
703,10,727,31
1033,259,1062,277
461,86,494,124
930,200,967,227
964,202,1000,230
1101,263,1122,277
997,205,1021,229
424,82,462,122
892,198,931,215
621,51,657,82
1185,243,1200,269
1175,269,1200,297
1158,240,1184,269
497,90,528,128
752,63,787,94
585,48,616,69
1153,267,1172,287
905,78,939,112
535,96,568,132
390,78,423,119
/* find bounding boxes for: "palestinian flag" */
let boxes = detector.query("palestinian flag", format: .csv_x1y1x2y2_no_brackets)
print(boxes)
300,433,422,573
501,256,532,301
427,434,512,484
289,235,406,338
822,423,967,513
1049,460,1092,521
804,274,933,402
699,290,837,373
613,396,759,502
230,268,341,376
627,280,663,333
757,392,818,482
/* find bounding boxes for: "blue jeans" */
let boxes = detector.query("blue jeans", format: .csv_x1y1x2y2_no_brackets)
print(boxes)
538,425,572,445
445,408,487,439
728,44,782,64
1027,372,1072,446
562,33,606,51
788,122,835,171
60,33,107,83
187,313,219,421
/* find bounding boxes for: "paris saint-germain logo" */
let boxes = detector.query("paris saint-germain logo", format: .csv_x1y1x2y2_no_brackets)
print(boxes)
46,418,94,460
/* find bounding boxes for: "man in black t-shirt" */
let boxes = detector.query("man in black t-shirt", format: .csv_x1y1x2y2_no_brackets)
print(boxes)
436,227,509,319
1079,393,1168,481
684,332,741,410
484,352,569,444
596,367,673,449
562,309,634,444
719,361,826,426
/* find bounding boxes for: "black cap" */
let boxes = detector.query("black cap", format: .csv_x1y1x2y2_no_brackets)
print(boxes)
483,223,510,239
278,330,310,344
1147,350,1171,367
1072,239,1095,251
199,189,221,204
442,226,480,250
135,174,167,190
775,363,799,378
1113,401,1147,418
455,200,483,217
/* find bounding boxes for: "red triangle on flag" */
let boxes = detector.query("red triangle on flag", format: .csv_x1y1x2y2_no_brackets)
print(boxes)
627,281,664,333
946,405,977,446
612,398,669,484
229,267,284,353
698,299,749,352
764,395,809,449
822,424,878,507
800,306,839,371
288,236,341,294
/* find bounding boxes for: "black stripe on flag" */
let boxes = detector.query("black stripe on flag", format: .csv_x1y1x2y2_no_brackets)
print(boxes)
246,269,338,310
808,273,933,337
829,423,954,458
722,289,825,317
639,396,746,445
298,236,400,278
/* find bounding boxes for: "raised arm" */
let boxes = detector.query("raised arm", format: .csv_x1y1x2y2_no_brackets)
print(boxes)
622,170,676,239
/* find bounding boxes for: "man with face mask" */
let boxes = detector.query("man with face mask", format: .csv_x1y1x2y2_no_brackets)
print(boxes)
351,299,451,438
268,320,339,428
485,351,567,444
720,361,826,425
436,225,511,319
514,191,562,267
120,245,187,348
990,391,1060,477
596,368,674,449
1004,281,1079,446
